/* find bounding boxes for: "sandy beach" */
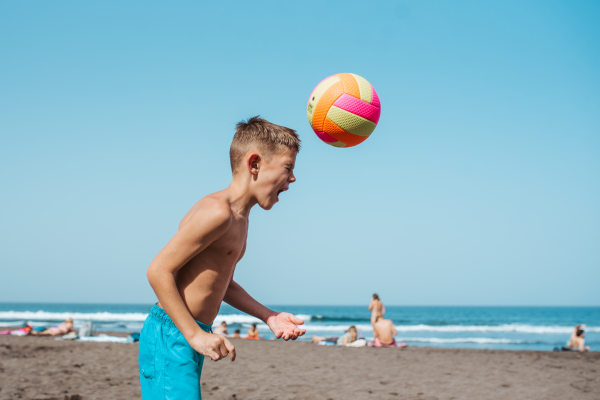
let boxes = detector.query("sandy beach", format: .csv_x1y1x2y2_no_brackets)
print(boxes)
1,333,598,400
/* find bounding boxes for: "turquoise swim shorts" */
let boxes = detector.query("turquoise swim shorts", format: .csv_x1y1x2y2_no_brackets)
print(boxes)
139,305,212,400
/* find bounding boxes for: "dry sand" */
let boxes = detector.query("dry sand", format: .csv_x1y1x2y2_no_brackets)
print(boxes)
0,333,598,400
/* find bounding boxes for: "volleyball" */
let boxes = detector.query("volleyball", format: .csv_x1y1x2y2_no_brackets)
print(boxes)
307,73,381,148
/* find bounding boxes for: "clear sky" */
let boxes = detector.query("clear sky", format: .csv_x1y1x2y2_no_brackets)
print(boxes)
1,1,599,306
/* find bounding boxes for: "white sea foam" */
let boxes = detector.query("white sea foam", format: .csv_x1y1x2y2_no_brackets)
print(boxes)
0,311,148,322
279,323,600,334
0,311,313,325
399,337,528,344
393,324,600,334
0,311,596,335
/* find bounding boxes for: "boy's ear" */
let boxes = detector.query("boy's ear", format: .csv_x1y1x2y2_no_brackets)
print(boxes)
247,153,260,175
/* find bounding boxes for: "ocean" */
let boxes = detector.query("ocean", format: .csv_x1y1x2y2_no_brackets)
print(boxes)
1,303,598,351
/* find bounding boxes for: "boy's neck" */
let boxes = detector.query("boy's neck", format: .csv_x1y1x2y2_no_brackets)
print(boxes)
224,176,257,217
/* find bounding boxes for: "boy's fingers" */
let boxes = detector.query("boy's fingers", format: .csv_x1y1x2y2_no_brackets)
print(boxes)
209,350,221,361
299,329,306,336
291,316,304,325
223,338,236,361
218,341,229,358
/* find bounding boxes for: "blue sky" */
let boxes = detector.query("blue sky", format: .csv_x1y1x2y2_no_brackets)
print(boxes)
1,1,599,306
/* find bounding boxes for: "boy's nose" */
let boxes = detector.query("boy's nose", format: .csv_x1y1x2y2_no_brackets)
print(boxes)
289,173,296,183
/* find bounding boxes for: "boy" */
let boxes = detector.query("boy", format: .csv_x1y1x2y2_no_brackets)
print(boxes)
139,117,306,399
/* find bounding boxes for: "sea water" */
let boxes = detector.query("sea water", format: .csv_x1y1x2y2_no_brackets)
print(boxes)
0,303,598,351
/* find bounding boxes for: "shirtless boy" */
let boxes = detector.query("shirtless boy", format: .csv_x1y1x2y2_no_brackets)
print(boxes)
139,117,306,399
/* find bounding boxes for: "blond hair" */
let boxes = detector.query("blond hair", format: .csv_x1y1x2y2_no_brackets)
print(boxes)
230,116,301,174
348,326,357,343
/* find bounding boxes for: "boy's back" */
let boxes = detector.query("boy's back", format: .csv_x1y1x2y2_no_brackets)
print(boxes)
139,117,306,400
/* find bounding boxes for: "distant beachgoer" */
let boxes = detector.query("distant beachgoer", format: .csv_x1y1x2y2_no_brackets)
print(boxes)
311,326,358,346
0,325,33,336
369,294,386,324
213,321,228,335
232,329,241,338
370,316,403,347
246,324,259,340
566,325,590,352
31,318,74,336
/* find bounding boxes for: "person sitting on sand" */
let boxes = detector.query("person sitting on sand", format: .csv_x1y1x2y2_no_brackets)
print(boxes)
246,324,259,340
567,325,590,352
369,293,386,325
370,316,402,347
31,318,74,336
311,326,358,346
213,321,228,335
232,329,241,338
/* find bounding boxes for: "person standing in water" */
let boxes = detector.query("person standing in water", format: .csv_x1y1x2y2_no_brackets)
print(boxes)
369,294,386,325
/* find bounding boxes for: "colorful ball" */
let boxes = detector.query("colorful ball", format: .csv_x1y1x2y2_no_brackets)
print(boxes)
307,73,381,148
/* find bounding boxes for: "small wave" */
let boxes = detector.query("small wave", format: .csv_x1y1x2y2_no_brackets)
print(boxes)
400,337,535,344
0,311,149,322
0,311,312,326
272,323,600,335
394,324,600,334
312,315,371,322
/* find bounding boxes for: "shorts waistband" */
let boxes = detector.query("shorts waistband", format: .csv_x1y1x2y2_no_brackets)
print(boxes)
149,304,212,333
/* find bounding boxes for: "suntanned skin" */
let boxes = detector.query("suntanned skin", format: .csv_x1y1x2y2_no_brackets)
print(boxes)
373,317,397,345
568,324,590,352
147,148,305,363
369,297,385,323
247,326,259,339
213,322,228,335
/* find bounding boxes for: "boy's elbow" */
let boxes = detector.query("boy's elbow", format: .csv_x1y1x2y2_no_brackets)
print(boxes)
146,265,160,288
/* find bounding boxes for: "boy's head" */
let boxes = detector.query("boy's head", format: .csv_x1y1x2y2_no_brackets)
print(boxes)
230,117,301,210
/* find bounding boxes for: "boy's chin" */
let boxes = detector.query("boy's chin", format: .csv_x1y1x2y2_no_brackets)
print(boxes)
258,198,278,210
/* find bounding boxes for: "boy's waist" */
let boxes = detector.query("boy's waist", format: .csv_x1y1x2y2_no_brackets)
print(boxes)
149,304,212,333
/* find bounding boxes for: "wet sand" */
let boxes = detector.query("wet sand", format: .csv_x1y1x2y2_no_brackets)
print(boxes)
0,333,598,400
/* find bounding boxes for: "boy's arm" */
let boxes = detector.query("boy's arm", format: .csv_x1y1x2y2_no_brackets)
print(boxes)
224,280,306,340
147,201,236,361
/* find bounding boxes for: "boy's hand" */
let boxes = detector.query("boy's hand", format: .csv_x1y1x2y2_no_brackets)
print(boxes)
266,312,306,340
188,331,236,362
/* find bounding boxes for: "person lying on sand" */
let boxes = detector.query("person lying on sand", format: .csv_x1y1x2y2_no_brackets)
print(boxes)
311,326,358,346
0,325,33,336
567,325,590,352
213,321,228,335
30,318,74,336
232,329,241,338
370,316,405,347
246,324,259,340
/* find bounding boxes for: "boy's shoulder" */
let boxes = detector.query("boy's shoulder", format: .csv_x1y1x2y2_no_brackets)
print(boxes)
179,194,233,234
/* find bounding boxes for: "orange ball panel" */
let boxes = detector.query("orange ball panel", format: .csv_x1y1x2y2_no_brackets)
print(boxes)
324,117,369,147
335,73,361,99
311,81,345,132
